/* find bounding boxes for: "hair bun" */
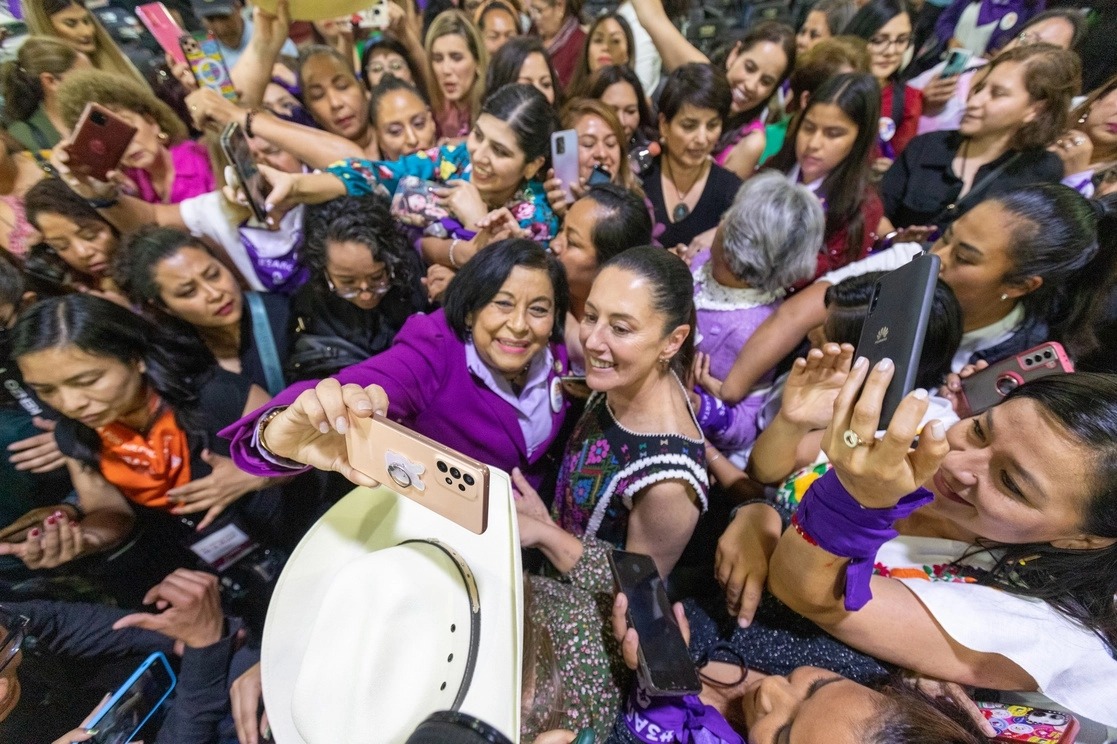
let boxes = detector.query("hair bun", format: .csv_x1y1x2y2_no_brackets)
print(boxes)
1090,192,1117,225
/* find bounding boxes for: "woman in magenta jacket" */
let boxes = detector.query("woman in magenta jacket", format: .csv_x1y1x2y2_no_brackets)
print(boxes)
221,239,572,490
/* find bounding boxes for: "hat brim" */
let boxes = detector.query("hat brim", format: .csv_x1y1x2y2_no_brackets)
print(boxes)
262,475,523,744
252,0,380,22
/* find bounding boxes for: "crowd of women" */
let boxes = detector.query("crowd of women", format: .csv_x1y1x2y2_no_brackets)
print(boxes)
0,0,1115,740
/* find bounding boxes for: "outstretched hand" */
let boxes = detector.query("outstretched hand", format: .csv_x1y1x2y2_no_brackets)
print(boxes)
822,357,949,509
113,569,224,649
779,343,855,430
259,379,387,487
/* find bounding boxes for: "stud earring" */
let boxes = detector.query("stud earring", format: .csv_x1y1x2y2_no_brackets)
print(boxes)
1000,293,1009,301
657,357,670,369
157,130,169,144
1077,109,1090,126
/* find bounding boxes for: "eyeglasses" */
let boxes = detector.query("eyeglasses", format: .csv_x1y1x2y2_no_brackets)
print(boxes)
325,269,393,299
0,609,30,675
867,34,912,52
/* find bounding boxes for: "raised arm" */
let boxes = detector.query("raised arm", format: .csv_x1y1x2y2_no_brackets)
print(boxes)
628,0,710,72
719,281,830,404
746,343,853,484
228,0,293,108
767,358,1036,689
187,87,368,168
626,480,701,578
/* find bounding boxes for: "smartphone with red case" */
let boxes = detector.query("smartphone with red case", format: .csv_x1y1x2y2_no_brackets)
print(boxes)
977,702,1079,743
135,2,187,65
960,342,1073,416
66,103,138,181
345,413,490,535
180,33,237,101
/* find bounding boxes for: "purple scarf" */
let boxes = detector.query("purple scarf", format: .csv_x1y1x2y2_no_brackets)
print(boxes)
625,690,743,744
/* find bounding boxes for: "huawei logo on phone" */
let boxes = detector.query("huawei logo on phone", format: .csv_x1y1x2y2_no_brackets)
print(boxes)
876,326,889,344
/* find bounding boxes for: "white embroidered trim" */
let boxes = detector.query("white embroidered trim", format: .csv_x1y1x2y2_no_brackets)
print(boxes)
585,453,709,538
692,262,783,312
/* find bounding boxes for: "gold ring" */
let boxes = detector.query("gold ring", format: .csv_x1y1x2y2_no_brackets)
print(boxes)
843,429,867,448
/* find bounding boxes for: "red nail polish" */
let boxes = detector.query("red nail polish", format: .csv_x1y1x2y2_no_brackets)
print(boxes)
46,515,56,525
29,528,40,538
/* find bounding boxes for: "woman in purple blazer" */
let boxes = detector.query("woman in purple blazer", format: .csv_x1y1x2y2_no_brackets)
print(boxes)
220,240,572,490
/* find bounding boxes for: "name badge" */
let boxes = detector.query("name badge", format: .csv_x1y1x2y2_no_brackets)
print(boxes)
879,116,897,143
550,377,564,413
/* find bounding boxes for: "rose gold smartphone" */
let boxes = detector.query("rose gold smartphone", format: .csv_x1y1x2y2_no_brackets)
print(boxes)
345,414,490,535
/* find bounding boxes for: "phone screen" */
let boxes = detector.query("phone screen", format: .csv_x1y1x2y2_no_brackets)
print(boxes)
610,550,700,695
89,653,176,744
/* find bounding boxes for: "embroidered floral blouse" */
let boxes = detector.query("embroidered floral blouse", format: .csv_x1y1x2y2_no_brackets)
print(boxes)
551,389,708,547
326,145,558,247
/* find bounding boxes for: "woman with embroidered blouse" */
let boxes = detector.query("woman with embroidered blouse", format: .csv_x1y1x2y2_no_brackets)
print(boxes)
519,246,709,578
256,84,560,267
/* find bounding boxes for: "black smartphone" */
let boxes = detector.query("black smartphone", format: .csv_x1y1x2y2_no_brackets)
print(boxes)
853,253,940,428
609,549,701,697
587,164,612,186
86,652,177,744
219,122,269,223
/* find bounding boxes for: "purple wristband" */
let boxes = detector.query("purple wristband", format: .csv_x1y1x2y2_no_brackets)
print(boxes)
695,391,732,434
795,468,932,611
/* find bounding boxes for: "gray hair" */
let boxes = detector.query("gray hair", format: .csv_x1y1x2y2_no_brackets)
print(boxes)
719,171,824,293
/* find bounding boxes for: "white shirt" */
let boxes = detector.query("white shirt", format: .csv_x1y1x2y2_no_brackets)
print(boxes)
951,302,1025,372
179,190,305,292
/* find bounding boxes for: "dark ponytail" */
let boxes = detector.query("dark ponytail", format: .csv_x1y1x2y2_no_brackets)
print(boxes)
993,186,1117,359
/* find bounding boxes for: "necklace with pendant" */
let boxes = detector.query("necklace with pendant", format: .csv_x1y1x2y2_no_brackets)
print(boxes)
665,155,707,222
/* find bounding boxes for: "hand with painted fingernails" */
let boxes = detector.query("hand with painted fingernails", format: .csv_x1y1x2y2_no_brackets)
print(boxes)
822,356,950,509
259,378,387,488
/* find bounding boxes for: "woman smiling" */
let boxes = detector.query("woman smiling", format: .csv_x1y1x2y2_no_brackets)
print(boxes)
224,239,573,492
257,84,560,265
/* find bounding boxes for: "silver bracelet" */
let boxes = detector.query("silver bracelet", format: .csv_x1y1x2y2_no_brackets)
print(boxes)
448,238,461,269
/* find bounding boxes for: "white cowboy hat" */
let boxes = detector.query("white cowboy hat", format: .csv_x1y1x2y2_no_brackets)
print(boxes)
261,468,523,743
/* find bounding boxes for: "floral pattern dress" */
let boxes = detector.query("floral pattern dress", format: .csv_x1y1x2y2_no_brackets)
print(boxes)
326,146,558,247
551,391,709,547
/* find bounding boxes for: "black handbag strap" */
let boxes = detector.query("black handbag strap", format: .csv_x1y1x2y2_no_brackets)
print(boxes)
891,81,904,127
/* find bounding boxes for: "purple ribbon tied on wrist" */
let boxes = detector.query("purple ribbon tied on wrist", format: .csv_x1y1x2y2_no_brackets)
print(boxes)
625,687,743,744
795,469,933,611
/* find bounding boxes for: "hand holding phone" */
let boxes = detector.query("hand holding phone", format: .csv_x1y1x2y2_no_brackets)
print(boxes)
65,103,138,182
852,253,940,429
609,549,701,696
345,413,491,534
220,122,270,224
84,652,177,744
551,129,580,203
135,2,187,65
977,702,1080,743
960,342,1072,416
941,48,973,78
180,33,237,101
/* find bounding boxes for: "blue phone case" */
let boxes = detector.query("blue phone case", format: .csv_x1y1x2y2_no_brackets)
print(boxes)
85,651,177,743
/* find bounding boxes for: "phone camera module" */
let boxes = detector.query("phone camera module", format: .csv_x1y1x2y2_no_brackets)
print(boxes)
556,139,565,154
91,111,106,126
